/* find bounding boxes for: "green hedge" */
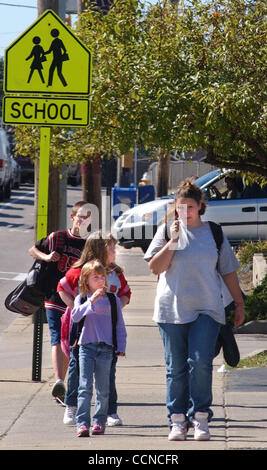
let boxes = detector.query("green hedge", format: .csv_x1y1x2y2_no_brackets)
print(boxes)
244,273,267,322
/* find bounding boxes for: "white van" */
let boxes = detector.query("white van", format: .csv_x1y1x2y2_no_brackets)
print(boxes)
0,128,12,201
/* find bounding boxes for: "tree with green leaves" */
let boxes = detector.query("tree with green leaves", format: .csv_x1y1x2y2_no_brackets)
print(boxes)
14,0,266,197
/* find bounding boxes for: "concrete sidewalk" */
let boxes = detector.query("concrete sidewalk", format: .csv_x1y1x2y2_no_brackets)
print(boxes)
0,275,266,451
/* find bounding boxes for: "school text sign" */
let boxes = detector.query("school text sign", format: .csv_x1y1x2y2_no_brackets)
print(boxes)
3,96,90,127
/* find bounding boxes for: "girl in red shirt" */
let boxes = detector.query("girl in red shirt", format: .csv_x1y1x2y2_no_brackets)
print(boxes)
57,231,131,427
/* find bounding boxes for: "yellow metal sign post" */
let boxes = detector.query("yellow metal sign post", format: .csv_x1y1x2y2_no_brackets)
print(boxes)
2,10,92,380
38,127,51,240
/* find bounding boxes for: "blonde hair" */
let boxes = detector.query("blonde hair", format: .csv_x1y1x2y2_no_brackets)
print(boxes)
79,260,107,296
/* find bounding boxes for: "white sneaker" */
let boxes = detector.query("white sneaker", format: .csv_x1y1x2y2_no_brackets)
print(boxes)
168,414,188,441
63,406,77,425
192,412,210,440
107,414,123,426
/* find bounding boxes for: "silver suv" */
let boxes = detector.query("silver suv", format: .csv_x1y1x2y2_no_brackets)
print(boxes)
113,169,267,251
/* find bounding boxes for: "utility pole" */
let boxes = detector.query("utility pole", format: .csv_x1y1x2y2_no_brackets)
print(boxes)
77,0,102,226
36,0,67,236
157,150,170,197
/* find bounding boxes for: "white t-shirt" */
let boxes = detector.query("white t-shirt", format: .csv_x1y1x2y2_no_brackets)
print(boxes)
144,222,239,325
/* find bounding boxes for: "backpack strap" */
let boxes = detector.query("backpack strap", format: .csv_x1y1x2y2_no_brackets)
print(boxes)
106,292,118,351
208,221,223,255
72,292,118,350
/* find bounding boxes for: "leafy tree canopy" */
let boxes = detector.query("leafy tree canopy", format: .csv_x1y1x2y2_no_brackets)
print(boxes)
14,0,266,180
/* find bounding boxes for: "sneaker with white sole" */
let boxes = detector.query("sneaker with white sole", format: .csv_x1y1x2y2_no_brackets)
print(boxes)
91,423,106,435
107,414,123,426
192,412,210,441
63,406,77,425
52,379,65,401
168,414,188,441
77,425,90,437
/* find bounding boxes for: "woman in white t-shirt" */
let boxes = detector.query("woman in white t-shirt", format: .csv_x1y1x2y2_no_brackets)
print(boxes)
144,180,245,442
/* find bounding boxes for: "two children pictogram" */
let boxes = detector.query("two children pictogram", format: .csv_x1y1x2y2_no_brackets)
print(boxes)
26,28,68,87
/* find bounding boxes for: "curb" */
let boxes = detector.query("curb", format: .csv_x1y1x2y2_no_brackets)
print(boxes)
234,320,267,334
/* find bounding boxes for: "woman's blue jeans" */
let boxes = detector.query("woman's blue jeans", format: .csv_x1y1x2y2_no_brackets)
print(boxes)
77,342,113,428
158,314,220,426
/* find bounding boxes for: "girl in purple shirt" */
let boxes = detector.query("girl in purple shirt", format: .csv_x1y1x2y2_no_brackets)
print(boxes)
71,260,127,437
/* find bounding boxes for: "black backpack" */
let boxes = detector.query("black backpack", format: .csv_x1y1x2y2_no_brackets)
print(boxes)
4,231,68,316
69,292,118,350
4,259,48,316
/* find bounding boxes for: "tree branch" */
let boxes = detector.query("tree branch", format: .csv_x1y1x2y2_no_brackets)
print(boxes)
206,145,267,176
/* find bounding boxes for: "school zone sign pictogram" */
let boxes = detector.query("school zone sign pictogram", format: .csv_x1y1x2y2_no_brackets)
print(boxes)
4,9,92,96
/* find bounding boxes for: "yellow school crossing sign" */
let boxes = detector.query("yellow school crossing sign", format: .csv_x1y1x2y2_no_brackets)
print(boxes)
4,9,92,97
2,9,93,244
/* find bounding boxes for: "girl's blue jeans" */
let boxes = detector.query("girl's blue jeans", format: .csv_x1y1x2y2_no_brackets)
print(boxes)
158,314,220,426
76,342,113,428
64,346,118,415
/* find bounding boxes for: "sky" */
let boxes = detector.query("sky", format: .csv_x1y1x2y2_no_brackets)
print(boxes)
0,1,38,57
0,0,161,58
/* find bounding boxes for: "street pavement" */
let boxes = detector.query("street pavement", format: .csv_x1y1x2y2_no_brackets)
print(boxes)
0,274,267,454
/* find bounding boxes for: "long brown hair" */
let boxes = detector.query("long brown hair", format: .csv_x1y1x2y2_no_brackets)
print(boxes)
164,178,206,223
175,179,206,216
72,231,108,268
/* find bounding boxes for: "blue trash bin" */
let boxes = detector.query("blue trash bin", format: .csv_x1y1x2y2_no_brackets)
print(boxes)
138,185,155,205
112,186,137,220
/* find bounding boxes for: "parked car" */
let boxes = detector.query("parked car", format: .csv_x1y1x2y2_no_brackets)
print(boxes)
14,154,34,184
10,156,21,189
0,128,12,201
113,169,267,251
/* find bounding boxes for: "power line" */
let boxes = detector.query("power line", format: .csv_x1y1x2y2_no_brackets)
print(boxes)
0,2,37,8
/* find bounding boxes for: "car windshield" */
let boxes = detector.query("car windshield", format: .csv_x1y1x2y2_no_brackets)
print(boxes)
194,169,221,188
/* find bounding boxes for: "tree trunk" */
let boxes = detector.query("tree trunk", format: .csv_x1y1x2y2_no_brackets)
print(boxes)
37,0,58,14
81,158,102,228
157,150,170,197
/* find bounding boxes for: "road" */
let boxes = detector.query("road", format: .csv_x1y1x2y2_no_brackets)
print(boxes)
0,185,151,334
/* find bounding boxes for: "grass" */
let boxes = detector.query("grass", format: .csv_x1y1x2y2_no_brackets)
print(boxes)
227,350,267,369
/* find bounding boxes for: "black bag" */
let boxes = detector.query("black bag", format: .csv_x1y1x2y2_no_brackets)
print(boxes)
4,260,48,316
61,52,69,61
214,322,240,367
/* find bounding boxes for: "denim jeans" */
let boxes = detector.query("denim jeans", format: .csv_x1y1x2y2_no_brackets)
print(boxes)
64,346,118,415
46,308,62,345
108,352,118,415
64,346,79,407
158,314,220,426
77,342,113,428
